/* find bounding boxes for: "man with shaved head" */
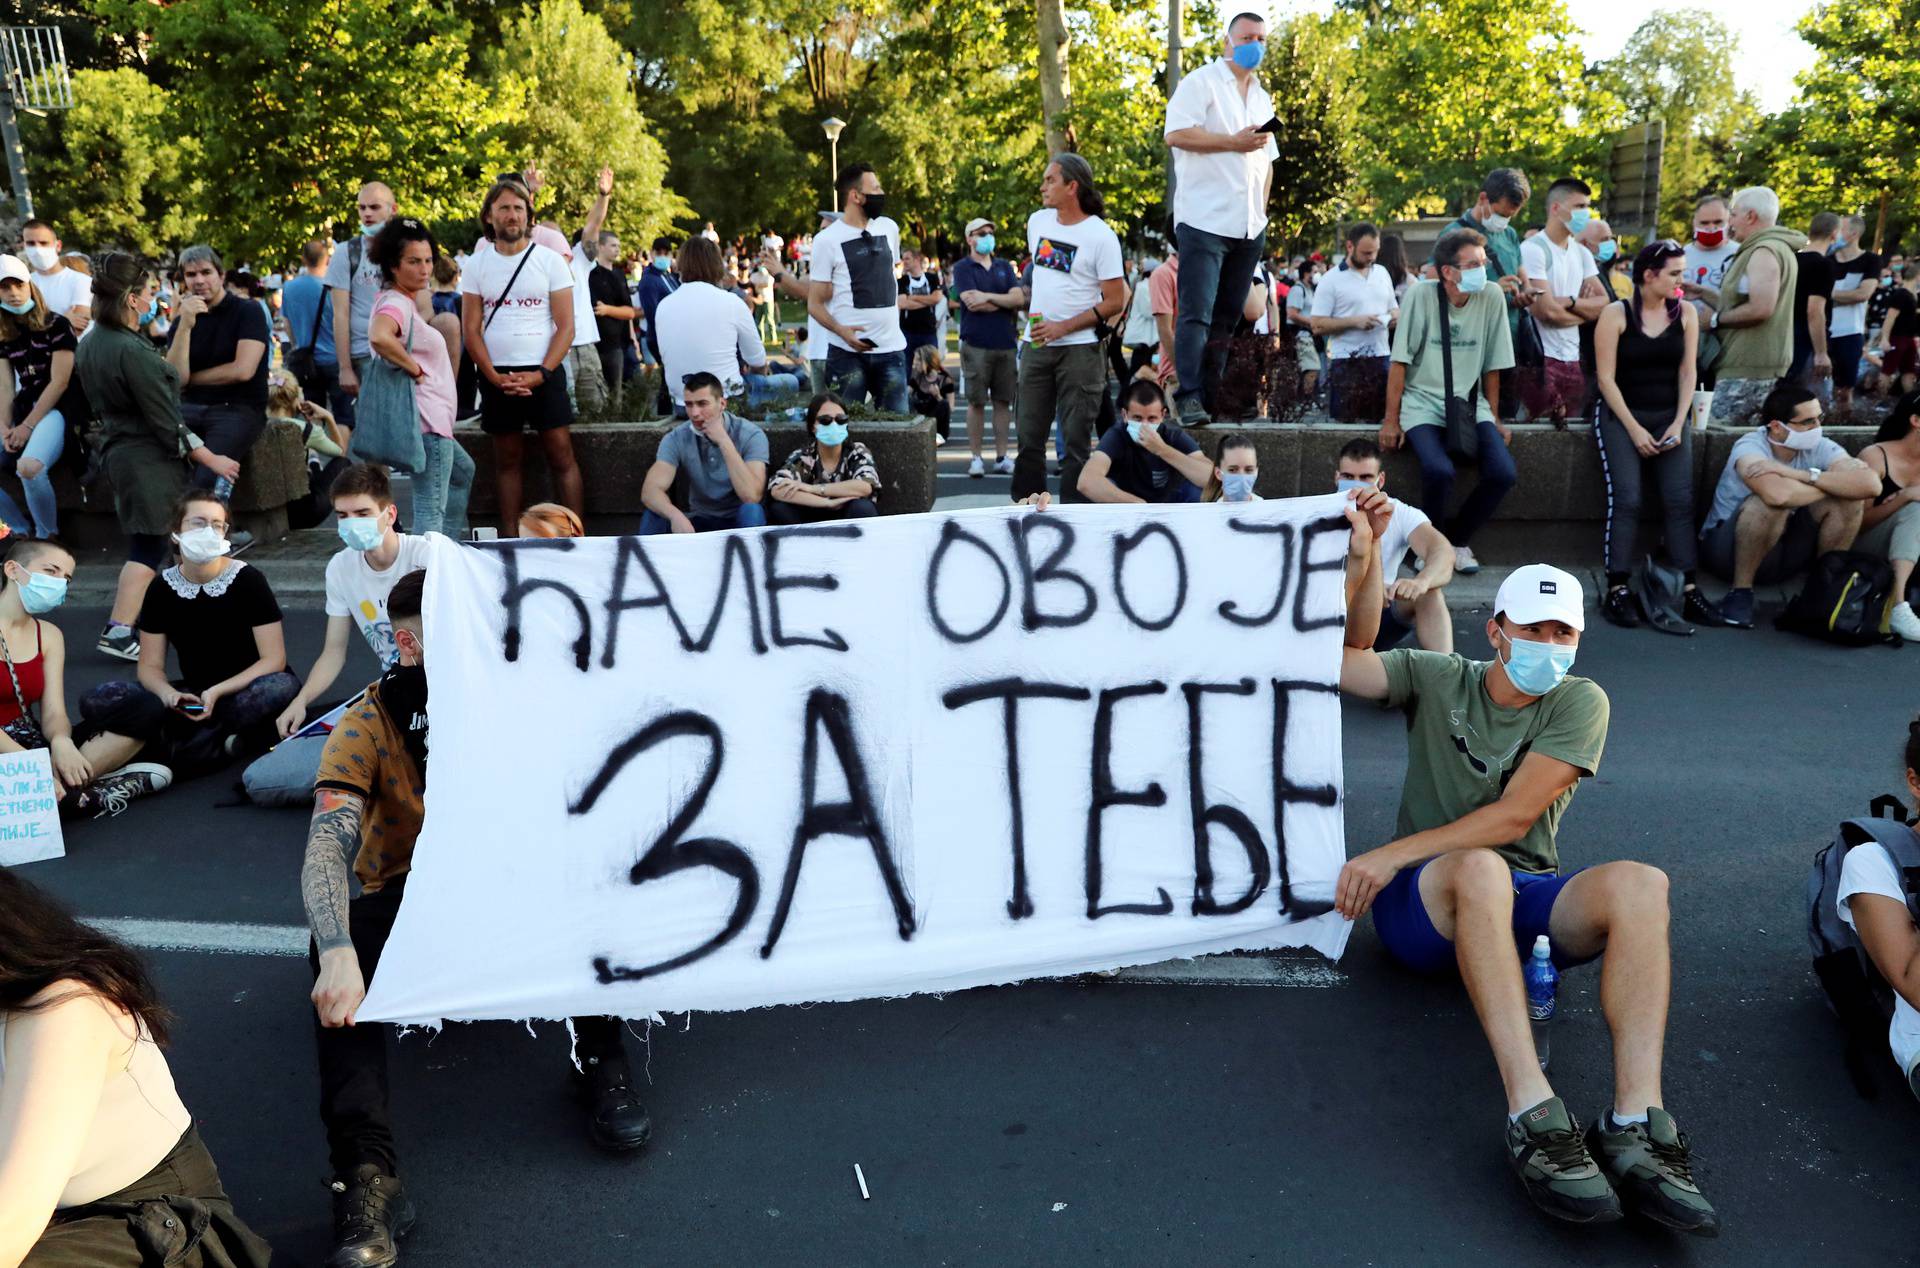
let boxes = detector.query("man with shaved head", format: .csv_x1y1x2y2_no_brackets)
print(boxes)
328,180,397,408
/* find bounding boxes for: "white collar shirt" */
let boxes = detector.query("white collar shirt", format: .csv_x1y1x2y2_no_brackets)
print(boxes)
1164,58,1278,241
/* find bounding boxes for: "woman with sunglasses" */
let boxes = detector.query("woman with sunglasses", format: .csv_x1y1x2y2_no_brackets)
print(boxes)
76,491,298,777
1592,240,1722,628
767,392,882,523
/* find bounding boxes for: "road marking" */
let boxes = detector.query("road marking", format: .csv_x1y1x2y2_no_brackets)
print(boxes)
91,917,1344,987
90,918,308,957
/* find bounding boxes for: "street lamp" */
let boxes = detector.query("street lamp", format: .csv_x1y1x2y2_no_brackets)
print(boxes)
821,116,846,207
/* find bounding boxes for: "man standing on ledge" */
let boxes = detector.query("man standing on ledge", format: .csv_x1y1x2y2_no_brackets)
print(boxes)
1333,526,1720,1236
1164,9,1277,427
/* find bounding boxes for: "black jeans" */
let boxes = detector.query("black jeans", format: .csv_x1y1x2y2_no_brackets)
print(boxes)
310,878,631,1179
1594,403,1698,575
179,402,267,490
1172,222,1265,413
78,672,299,777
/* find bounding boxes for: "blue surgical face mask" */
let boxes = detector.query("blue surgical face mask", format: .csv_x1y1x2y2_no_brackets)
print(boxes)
141,297,159,324
974,234,996,255
1567,207,1592,234
14,569,66,614
361,220,386,238
0,298,32,315
337,515,386,552
1220,472,1257,502
814,421,849,447
1336,477,1375,494
1499,630,1576,695
1231,40,1265,70
1455,265,1489,294
1596,240,1617,263
1832,237,1848,252
653,255,673,271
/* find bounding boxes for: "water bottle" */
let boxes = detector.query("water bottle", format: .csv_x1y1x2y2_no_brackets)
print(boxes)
1524,934,1558,1071
213,474,234,501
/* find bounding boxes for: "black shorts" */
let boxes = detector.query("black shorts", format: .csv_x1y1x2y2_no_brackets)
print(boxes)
479,364,573,436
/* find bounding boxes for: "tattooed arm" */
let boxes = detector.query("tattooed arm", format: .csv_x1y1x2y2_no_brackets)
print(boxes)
304,788,367,1027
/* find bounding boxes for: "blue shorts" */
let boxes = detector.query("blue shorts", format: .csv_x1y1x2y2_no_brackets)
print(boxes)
1372,858,1594,975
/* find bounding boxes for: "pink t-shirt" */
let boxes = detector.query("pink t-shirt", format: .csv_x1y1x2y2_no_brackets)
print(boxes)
372,290,454,438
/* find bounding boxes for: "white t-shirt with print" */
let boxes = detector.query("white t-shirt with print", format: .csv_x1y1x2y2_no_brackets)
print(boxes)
1312,263,1398,359
1837,842,1920,1078
459,241,575,367
1378,495,1432,581
1024,208,1124,348
1520,233,1599,363
324,533,434,667
810,216,905,354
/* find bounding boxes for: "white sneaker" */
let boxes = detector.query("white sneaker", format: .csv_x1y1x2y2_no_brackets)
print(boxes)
968,456,986,478
1454,546,1481,574
1892,601,1920,641
995,455,1015,475
933,434,946,447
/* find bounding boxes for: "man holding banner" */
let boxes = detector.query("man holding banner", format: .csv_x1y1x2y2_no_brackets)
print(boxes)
300,571,652,1268
1334,541,1719,1235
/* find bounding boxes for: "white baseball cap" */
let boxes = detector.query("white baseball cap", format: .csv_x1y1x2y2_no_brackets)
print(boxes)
1494,564,1585,631
0,255,29,285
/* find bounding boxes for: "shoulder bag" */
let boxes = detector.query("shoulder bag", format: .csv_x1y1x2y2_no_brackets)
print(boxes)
350,303,427,474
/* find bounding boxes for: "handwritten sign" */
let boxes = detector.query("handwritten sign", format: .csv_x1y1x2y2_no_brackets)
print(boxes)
0,747,65,866
360,497,1355,1025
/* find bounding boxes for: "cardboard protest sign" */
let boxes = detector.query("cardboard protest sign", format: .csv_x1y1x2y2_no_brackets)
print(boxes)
0,747,65,866
359,497,1354,1025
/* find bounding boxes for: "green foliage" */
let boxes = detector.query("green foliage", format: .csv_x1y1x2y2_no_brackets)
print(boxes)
482,0,690,247
1261,12,1363,250
19,68,203,253
1349,0,1613,221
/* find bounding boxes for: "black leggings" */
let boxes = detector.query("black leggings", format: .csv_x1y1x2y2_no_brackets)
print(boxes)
78,672,300,777
1594,403,1698,578
126,534,168,570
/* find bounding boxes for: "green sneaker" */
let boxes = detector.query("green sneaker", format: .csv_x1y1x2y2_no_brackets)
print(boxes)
1586,1107,1720,1237
1504,1097,1623,1224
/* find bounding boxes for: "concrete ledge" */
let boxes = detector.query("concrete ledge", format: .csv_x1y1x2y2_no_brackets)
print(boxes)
455,416,938,518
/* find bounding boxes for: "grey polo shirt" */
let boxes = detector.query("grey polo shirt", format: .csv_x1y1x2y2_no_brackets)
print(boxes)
657,413,771,517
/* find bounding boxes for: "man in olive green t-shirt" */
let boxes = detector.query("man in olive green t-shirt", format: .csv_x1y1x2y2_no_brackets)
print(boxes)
1333,517,1718,1237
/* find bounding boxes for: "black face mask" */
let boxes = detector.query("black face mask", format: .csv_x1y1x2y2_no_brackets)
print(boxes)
861,191,888,221
380,661,431,780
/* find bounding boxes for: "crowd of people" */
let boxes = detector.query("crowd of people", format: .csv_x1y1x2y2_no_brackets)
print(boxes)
3,8,1919,1267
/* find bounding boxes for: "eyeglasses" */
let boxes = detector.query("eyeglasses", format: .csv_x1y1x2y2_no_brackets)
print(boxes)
181,516,229,534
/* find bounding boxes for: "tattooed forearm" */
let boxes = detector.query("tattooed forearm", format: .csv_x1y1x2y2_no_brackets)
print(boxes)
302,789,365,953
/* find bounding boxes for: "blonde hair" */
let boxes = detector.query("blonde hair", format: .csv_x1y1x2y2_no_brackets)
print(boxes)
911,343,943,375
0,278,50,342
519,502,583,539
267,375,303,419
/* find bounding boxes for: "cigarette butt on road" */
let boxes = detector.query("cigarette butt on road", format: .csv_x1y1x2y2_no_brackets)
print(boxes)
854,1163,870,1200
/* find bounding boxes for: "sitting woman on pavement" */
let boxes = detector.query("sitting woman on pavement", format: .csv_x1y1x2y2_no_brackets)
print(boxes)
0,537,171,820
1856,389,1920,641
767,391,882,524
1203,434,1261,503
78,492,298,777
0,254,83,539
0,869,273,1267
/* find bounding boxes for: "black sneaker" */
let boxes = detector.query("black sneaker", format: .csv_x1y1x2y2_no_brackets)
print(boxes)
96,623,140,662
326,1164,415,1268
72,764,172,820
1600,585,1641,629
1683,588,1732,627
1587,1107,1719,1237
577,1053,653,1152
1176,394,1211,430
1505,1097,1623,1224
1716,588,1755,629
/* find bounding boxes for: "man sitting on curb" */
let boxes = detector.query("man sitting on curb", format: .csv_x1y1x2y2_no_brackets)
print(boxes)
1333,527,1720,1236
1077,379,1214,504
1698,382,1877,628
639,371,769,534
1335,437,1456,652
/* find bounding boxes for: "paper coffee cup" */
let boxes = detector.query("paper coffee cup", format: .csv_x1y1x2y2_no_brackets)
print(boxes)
1692,390,1713,431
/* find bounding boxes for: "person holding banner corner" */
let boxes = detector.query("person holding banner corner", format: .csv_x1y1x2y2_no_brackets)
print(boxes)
301,570,651,1268
1334,523,1719,1235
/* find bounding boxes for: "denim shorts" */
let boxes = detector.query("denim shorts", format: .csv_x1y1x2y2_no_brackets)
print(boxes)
1371,857,1595,975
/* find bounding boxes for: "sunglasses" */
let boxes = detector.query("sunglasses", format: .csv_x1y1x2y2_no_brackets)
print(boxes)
814,412,849,424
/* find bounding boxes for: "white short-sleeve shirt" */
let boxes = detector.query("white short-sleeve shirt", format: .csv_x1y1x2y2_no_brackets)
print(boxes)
1378,495,1433,581
656,282,767,404
458,241,576,367
32,267,92,324
1024,208,1124,348
1837,842,1920,1078
1520,233,1599,363
809,217,905,354
567,242,599,348
1312,263,1399,359
324,533,435,667
1164,58,1279,241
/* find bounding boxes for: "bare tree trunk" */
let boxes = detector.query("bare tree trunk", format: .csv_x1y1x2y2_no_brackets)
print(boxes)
1166,0,1183,215
1037,0,1075,155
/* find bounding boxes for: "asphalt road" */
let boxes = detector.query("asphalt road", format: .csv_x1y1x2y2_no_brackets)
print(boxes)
20,599,1920,1266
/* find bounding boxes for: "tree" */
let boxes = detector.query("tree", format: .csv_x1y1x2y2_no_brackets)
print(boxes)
482,0,690,248
1260,12,1362,249
95,0,506,262
1349,0,1612,220
1036,0,1074,155
18,68,203,253
1601,10,1753,236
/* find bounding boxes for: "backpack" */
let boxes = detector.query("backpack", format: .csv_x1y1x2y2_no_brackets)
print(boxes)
1774,550,1900,646
1807,799,1920,1097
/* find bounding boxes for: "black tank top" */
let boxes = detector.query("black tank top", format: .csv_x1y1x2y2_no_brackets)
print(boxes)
1613,299,1685,420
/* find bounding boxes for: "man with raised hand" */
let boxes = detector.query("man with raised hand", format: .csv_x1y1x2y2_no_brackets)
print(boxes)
1334,537,1719,1236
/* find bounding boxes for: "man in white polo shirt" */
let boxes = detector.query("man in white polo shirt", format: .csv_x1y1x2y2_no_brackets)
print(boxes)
1164,9,1278,427
1312,221,1399,424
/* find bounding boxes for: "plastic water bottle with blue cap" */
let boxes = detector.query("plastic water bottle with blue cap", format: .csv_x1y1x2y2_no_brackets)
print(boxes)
213,475,234,501
1524,934,1558,1071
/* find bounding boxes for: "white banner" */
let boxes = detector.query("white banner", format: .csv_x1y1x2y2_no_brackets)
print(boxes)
0,747,64,867
359,496,1354,1025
